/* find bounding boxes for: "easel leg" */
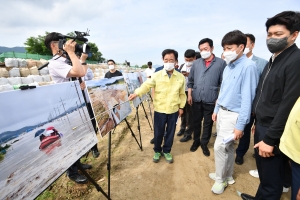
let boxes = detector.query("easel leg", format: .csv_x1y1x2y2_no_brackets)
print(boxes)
141,102,153,130
108,130,111,198
136,106,143,151
76,162,110,200
146,97,154,128
124,118,143,151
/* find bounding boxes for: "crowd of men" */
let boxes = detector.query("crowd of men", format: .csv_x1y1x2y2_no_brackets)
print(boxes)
44,10,300,200
129,10,300,200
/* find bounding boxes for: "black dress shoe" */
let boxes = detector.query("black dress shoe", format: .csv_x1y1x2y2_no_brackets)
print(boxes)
91,148,100,158
81,163,92,170
150,138,154,144
241,193,255,200
235,156,244,165
68,174,88,184
176,130,185,136
200,144,210,157
190,140,200,152
180,135,192,142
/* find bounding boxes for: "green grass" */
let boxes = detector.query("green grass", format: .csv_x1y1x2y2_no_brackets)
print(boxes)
36,190,55,200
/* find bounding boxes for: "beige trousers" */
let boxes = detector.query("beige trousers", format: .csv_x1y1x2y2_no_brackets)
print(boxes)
214,108,238,182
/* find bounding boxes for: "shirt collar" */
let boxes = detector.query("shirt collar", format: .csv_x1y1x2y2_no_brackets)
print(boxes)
163,69,178,76
52,54,66,61
272,43,294,62
228,54,246,68
249,54,254,60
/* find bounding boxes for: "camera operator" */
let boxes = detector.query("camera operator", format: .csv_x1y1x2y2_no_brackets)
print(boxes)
44,32,94,184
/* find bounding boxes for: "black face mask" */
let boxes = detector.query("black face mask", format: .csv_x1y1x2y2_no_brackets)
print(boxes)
266,36,289,53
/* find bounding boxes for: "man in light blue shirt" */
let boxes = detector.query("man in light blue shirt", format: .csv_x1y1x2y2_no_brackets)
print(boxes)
209,30,259,195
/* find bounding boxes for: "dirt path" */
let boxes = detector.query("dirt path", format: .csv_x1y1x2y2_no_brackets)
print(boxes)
38,105,291,200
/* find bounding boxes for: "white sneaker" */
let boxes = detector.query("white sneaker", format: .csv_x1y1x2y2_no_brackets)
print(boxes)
249,169,259,178
209,173,235,185
211,181,228,194
283,187,289,193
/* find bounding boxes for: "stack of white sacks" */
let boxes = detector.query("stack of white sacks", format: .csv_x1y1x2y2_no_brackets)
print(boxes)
0,58,53,92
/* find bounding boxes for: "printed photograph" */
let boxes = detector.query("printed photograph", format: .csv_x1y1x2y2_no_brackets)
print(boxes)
123,72,143,107
0,81,98,200
86,76,132,137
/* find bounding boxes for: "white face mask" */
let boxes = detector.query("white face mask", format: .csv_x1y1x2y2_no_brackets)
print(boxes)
223,46,241,64
243,47,250,55
108,65,115,70
164,63,175,71
200,51,211,59
186,61,193,67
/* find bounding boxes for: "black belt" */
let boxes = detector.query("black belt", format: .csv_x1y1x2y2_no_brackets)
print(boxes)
220,105,233,112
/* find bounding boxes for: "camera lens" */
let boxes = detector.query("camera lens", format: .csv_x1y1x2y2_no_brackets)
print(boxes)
75,43,90,54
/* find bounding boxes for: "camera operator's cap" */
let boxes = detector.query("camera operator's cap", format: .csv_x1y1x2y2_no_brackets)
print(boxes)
44,32,60,50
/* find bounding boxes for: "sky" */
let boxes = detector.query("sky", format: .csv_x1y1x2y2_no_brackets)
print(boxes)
0,81,83,133
0,0,299,66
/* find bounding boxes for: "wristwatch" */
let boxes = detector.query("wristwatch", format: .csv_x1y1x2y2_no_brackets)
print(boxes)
82,62,87,65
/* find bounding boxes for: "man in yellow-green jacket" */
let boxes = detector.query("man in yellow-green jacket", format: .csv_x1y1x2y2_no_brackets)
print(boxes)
129,49,186,164
280,97,300,200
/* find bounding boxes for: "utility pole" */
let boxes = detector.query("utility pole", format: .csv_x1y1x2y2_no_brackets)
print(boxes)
72,82,91,131
53,108,59,121
76,101,84,123
59,98,71,127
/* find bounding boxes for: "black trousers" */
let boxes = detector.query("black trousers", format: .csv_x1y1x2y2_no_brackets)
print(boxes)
236,114,255,157
254,124,291,200
180,92,194,136
192,101,214,146
154,111,178,153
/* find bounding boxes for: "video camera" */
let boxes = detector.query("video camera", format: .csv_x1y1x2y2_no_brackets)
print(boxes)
57,30,91,54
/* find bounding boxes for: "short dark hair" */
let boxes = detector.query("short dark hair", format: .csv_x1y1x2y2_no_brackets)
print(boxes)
266,11,300,34
44,32,60,50
147,61,152,66
107,59,115,64
221,30,247,50
245,34,255,43
195,51,201,59
162,49,178,61
199,38,213,47
184,49,196,58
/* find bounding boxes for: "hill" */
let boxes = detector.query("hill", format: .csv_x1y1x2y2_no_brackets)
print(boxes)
0,46,26,54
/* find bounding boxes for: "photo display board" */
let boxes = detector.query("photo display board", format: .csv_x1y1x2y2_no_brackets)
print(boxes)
86,76,132,137
0,81,98,200
123,72,144,107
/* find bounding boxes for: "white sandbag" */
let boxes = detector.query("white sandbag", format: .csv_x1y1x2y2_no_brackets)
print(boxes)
21,77,34,84
28,75,43,83
0,78,8,85
30,66,39,75
7,77,22,85
5,58,18,68
29,82,39,87
39,67,49,75
42,75,51,82
9,68,21,77
17,59,27,67
0,84,14,92
0,68,9,78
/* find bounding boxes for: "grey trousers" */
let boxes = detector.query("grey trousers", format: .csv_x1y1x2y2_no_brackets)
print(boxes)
214,108,238,182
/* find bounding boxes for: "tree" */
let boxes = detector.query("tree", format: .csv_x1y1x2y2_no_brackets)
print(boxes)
24,31,51,55
141,64,148,68
24,31,105,62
